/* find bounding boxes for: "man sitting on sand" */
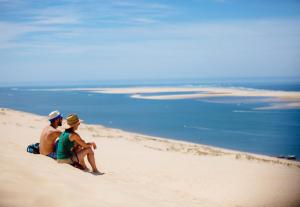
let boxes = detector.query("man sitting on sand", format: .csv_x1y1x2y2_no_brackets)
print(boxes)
39,110,63,159
57,113,103,175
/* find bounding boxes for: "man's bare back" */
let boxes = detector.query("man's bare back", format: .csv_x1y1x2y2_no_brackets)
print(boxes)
39,125,61,155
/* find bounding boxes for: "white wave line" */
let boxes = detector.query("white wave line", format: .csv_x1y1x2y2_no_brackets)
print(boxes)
184,125,212,131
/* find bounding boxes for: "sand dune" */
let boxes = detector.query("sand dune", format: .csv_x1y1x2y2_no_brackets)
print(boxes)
1,108,300,207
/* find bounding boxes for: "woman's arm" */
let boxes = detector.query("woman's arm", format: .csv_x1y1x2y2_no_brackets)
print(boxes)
69,133,91,149
87,142,97,149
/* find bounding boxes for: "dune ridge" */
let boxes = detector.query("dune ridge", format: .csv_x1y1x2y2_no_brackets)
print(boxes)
1,108,300,207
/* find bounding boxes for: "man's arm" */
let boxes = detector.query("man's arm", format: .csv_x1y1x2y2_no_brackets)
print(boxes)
49,128,61,138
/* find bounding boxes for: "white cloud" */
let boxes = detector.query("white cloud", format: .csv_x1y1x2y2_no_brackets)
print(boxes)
28,6,82,25
131,17,157,24
1,5,300,81
1,18,300,54
33,16,81,25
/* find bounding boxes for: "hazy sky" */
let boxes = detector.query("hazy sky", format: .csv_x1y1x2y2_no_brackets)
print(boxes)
0,0,300,84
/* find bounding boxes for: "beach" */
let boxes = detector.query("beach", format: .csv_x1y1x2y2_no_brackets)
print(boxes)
1,107,300,207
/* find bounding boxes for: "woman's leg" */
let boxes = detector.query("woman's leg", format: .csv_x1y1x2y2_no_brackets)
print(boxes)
86,149,99,173
76,147,99,172
76,148,90,170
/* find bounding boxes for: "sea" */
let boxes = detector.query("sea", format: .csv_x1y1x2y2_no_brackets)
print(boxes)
1,78,300,159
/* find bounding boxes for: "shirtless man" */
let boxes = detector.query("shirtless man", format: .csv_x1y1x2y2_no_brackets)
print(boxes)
39,111,63,159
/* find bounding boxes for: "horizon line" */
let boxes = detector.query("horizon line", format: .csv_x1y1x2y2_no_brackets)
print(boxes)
1,76,300,87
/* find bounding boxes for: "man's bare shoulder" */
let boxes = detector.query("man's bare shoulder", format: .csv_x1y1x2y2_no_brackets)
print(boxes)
48,126,61,133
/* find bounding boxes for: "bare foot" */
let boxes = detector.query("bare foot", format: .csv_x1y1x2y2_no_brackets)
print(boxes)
91,170,105,175
83,168,90,172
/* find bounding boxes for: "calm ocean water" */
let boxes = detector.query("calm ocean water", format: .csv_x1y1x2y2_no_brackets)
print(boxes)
1,79,300,159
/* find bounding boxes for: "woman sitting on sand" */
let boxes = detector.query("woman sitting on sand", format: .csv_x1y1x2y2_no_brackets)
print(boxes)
56,113,102,175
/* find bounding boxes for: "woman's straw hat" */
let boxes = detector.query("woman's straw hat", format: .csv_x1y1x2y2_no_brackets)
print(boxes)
64,114,82,129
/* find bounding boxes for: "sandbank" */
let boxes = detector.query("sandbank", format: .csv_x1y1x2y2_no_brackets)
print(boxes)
33,86,300,99
48,86,300,110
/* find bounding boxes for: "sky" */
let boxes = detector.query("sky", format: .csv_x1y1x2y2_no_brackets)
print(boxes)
0,0,300,84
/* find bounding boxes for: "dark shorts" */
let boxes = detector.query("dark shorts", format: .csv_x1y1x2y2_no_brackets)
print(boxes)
46,140,58,160
57,154,78,164
47,152,57,160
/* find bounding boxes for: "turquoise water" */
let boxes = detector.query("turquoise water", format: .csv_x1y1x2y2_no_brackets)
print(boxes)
0,81,299,159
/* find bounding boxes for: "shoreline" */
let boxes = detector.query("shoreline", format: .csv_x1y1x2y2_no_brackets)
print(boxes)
1,107,299,167
87,122,300,168
1,108,300,207
89,121,300,165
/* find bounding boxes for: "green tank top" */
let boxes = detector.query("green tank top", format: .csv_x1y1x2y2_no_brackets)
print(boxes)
57,131,75,159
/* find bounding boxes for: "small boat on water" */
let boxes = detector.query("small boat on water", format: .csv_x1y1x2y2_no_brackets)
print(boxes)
277,155,297,160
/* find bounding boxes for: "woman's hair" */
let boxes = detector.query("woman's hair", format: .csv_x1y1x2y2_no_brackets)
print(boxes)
65,127,74,133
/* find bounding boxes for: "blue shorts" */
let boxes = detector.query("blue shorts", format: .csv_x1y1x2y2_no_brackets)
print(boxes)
47,152,57,160
47,140,58,160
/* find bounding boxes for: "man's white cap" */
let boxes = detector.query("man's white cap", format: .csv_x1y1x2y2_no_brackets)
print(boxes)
48,110,62,121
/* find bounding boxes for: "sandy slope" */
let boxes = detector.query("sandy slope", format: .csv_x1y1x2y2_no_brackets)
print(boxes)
0,108,300,207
